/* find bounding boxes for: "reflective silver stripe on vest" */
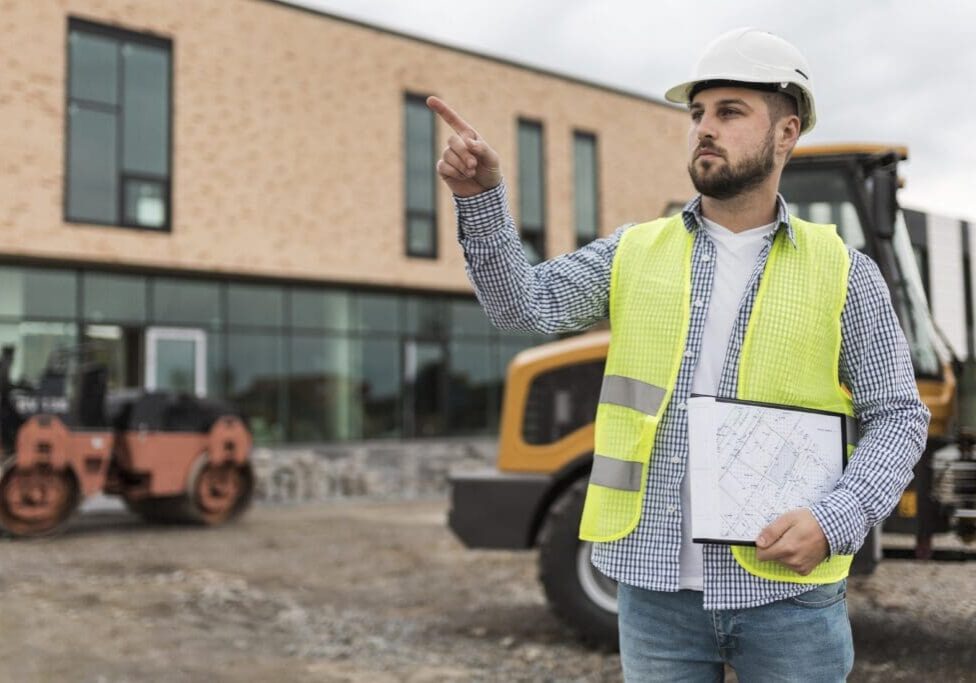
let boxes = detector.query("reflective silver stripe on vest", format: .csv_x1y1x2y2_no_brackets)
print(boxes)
846,415,859,448
590,454,643,492
599,375,666,416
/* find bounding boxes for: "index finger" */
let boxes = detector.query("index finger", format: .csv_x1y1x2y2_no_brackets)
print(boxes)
426,96,477,138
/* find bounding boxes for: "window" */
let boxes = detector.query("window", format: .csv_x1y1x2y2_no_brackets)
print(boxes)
903,209,931,298
404,340,446,437
0,261,560,441
0,267,78,319
403,295,448,336
227,283,284,328
780,169,866,252
0,322,78,390
152,278,221,327
518,119,546,264
82,272,147,323
891,211,943,377
448,339,498,434
522,360,605,445
289,334,356,441
911,243,931,301
66,18,171,229
574,131,599,247
404,94,437,258
450,300,493,336
290,289,352,331
963,222,975,359
354,292,400,333
357,337,401,438
227,332,286,445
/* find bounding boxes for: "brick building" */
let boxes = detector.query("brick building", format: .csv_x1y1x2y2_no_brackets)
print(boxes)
0,0,691,445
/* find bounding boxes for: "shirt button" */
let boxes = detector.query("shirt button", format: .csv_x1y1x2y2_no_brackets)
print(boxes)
671,456,680,464
684,351,695,359
693,299,704,308
667,505,677,514
676,402,687,411
701,255,712,262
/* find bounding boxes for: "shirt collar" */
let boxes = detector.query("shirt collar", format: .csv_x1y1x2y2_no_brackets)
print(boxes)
680,194,797,248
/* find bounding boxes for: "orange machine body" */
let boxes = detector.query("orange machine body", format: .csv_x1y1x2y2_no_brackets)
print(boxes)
2,412,253,536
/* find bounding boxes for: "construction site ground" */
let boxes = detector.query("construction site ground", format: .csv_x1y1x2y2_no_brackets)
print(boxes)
0,498,972,683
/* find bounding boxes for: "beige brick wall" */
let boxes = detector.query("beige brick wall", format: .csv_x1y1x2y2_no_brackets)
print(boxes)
0,0,692,293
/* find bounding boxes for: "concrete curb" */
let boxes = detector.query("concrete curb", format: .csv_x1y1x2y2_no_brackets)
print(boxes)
251,437,497,503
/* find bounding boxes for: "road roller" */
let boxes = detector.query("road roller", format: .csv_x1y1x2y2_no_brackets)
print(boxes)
0,345,254,536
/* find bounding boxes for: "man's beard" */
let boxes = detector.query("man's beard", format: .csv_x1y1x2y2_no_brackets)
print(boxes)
687,130,775,200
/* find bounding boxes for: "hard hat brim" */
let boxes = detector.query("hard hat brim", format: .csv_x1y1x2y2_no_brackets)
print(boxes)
666,76,787,105
664,77,816,133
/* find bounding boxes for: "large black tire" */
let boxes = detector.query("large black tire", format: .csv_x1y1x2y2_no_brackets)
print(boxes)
538,477,619,650
0,458,80,537
124,459,254,526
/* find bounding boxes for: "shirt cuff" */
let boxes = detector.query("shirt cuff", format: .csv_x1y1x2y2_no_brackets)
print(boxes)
808,489,867,556
454,182,509,240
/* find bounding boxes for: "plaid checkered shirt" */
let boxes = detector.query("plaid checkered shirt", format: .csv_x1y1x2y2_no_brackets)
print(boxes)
456,182,930,610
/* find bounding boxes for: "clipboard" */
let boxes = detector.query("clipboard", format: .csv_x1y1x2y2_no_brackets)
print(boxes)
686,395,848,546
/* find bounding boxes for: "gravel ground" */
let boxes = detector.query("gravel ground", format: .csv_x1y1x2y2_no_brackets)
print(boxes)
0,499,972,682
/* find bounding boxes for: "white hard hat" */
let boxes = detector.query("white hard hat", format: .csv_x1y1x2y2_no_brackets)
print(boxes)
665,27,817,133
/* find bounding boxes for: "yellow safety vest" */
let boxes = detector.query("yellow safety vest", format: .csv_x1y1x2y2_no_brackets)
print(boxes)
578,213,857,584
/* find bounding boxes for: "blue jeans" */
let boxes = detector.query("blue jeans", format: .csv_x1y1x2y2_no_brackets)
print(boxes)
617,581,853,682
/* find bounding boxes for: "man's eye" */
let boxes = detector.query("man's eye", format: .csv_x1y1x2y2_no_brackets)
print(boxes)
691,111,703,121
720,109,740,117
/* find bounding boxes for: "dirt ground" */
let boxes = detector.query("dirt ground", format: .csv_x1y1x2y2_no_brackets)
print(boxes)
0,499,973,683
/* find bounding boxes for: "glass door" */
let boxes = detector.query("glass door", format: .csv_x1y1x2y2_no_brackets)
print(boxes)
145,327,206,396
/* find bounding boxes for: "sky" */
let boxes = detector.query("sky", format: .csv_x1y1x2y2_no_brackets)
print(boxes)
287,0,975,222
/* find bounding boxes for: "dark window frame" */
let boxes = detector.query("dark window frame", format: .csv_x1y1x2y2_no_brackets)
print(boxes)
572,129,600,248
403,92,438,259
517,118,546,263
64,17,174,232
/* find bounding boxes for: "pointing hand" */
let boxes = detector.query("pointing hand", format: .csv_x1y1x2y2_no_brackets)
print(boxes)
426,96,502,197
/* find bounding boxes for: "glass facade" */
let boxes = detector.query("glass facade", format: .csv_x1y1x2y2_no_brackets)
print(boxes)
0,265,549,445
517,119,546,264
66,19,171,230
404,94,437,258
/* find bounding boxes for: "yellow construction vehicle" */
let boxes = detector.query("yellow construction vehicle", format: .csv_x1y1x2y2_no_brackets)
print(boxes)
448,144,975,648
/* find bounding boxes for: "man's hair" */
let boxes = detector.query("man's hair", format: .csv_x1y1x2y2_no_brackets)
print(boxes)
762,91,799,126
762,91,800,161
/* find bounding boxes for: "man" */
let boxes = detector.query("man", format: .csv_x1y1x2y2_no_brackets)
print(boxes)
428,27,929,682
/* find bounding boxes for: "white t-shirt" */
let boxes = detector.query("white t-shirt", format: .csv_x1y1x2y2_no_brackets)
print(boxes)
678,216,777,590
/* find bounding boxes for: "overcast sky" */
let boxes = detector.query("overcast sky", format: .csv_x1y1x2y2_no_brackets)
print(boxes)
291,0,974,222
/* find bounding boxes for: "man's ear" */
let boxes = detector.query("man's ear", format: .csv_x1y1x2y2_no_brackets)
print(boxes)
778,115,801,157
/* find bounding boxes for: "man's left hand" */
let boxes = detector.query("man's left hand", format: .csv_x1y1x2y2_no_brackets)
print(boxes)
755,508,829,575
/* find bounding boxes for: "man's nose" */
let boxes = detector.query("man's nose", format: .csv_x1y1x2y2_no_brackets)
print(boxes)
695,112,718,140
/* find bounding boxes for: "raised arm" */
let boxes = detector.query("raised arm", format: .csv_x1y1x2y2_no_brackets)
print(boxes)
427,97,622,334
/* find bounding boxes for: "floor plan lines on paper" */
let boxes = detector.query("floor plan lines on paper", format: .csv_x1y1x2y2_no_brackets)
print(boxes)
715,407,837,538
